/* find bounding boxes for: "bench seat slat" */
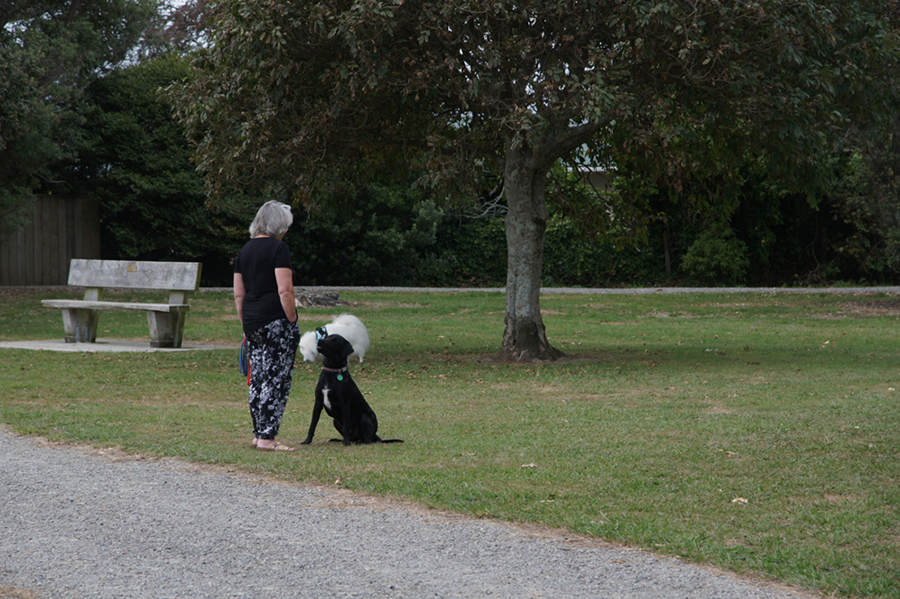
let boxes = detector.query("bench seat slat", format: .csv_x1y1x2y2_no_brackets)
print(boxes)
42,300,189,313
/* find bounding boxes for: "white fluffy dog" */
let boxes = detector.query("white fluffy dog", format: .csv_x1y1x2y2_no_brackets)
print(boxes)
299,314,370,363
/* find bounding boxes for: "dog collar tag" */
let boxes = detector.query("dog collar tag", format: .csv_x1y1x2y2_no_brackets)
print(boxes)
337,374,344,381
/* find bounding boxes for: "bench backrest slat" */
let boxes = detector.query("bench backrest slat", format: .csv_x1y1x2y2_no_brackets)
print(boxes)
67,259,202,292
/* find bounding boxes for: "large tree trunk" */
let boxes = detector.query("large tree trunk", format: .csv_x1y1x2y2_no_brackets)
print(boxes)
499,144,564,362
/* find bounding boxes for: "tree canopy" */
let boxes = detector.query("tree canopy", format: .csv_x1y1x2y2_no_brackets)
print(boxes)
174,0,900,360
0,0,158,236
50,53,249,285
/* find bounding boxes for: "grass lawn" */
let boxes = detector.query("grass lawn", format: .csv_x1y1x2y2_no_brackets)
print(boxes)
1,286,898,598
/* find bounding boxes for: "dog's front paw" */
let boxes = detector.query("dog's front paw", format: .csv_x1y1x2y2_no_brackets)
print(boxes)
300,437,312,445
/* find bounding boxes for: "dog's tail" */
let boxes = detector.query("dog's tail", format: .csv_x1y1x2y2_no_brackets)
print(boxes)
329,437,404,444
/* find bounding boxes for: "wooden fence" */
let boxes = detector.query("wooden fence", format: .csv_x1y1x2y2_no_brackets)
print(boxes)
0,196,101,286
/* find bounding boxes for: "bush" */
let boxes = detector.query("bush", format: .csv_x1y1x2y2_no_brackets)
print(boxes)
680,228,750,285
542,214,669,287
288,184,452,286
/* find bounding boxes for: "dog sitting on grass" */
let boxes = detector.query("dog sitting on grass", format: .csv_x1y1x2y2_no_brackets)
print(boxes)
300,333,402,446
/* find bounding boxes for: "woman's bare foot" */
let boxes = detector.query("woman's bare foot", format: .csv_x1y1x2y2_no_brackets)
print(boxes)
256,440,295,451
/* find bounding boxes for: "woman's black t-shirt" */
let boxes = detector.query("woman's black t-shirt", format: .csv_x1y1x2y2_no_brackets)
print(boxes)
234,237,293,336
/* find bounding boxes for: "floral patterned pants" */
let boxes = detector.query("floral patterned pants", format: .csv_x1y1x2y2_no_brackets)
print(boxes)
246,318,300,440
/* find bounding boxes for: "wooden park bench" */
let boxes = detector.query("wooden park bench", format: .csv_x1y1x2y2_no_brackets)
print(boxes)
42,259,202,348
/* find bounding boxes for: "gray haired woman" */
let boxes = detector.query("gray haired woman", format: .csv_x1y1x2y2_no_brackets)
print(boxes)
233,201,300,451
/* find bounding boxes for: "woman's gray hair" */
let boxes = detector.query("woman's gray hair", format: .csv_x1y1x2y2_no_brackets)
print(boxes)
249,201,294,237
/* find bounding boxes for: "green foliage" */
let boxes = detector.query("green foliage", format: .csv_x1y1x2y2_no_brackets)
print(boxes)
542,214,661,287
431,214,508,287
288,185,676,288
175,0,900,207
289,184,446,286
0,0,159,226
680,228,751,285
540,164,673,286
287,169,900,288
830,134,900,282
0,39,71,229
275,181,509,287
55,53,250,285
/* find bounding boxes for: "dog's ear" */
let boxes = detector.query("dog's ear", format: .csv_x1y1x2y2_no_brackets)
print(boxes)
340,339,355,360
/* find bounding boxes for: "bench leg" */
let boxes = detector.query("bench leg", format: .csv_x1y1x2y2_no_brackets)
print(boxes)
147,310,186,348
60,308,99,343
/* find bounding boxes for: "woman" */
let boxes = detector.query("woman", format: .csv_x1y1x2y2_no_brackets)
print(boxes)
234,200,300,451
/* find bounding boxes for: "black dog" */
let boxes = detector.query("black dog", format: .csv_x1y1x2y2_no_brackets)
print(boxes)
300,333,402,445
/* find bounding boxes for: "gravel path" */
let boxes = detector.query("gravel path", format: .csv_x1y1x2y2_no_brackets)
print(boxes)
1,428,822,599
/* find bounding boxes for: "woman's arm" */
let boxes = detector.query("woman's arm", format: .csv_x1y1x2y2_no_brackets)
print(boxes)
233,272,246,323
275,267,297,323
